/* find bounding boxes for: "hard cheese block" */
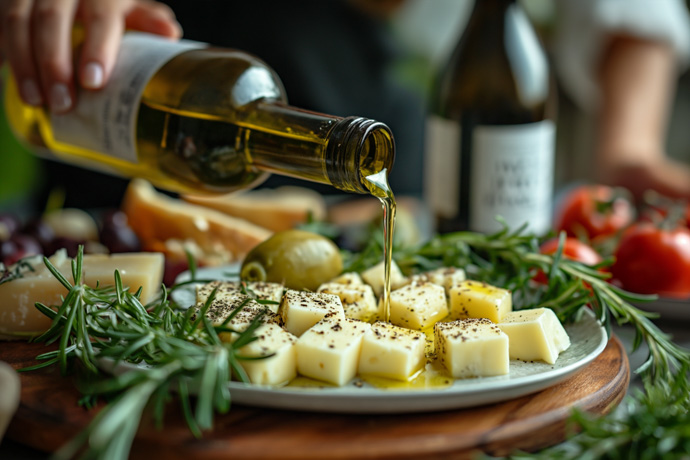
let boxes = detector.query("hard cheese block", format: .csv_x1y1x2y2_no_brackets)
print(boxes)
497,308,571,364
0,250,164,339
358,321,426,381
196,280,284,312
296,316,371,386
435,318,509,378
318,282,378,322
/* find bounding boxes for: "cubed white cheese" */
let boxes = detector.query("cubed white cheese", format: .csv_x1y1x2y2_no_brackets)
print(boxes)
410,267,466,295
358,321,426,381
497,308,571,364
361,259,407,297
328,272,364,286
278,290,345,337
196,280,283,312
295,317,371,386
448,280,512,323
317,282,378,322
388,282,448,330
435,318,509,378
234,323,297,386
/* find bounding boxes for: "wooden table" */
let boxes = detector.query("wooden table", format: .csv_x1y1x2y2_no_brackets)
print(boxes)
0,336,629,459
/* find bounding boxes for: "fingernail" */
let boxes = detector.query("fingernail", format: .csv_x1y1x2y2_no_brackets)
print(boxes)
82,62,104,89
21,79,42,106
50,83,72,113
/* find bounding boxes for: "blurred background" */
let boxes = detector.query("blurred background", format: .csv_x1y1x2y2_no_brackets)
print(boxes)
1,0,689,212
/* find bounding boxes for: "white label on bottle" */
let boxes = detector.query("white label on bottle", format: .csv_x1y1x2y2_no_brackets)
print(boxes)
424,115,460,218
50,33,204,163
471,121,555,234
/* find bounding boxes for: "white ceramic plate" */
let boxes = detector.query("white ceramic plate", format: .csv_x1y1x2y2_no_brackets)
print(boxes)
123,267,609,414
635,297,690,322
222,311,607,414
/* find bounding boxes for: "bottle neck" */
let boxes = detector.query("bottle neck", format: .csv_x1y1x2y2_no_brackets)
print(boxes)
247,102,395,194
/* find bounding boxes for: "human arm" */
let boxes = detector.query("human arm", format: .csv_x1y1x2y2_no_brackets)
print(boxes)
0,0,181,113
595,35,690,201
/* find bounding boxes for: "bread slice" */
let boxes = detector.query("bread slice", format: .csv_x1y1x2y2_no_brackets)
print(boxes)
182,186,326,232
122,179,272,264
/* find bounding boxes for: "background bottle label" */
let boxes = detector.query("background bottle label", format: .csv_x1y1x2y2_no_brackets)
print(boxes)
470,121,554,234
424,117,554,234
50,33,203,164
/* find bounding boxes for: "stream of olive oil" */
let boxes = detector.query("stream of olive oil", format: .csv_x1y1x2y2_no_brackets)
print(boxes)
364,169,395,322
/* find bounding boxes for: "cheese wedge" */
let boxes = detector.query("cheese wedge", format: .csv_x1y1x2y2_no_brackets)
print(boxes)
497,308,571,364
435,318,509,378
0,250,164,339
329,272,364,286
278,290,345,337
295,316,370,386
234,323,298,386
358,321,426,381
317,282,378,322
388,282,448,330
448,280,512,323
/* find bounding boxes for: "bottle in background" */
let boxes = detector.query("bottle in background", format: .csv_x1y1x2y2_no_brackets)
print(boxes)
4,33,395,197
424,0,555,234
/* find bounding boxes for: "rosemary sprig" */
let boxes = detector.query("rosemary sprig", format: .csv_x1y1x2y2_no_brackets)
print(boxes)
21,246,265,460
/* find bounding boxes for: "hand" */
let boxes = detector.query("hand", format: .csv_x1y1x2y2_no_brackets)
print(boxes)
0,0,182,113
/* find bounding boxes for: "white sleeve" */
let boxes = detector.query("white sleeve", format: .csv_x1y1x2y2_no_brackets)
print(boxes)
553,0,690,111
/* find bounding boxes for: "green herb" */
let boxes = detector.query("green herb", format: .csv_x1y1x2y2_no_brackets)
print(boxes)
21,246,270,460
23,223,690,459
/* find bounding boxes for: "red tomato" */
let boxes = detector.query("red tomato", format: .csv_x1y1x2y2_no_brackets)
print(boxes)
534,237,603,284
555,185,634,241
611,222,690,298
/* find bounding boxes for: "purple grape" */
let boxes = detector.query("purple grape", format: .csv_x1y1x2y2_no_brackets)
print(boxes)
0,239,18,265
99,210,141,253
50,236,83,258
22,218,56,253
0,214,21,239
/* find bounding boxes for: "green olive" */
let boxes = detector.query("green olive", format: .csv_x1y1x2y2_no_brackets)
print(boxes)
240,229,343,291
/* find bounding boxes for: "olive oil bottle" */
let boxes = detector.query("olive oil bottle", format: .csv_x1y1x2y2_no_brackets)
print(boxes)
4,32,395,196
424,0,554,234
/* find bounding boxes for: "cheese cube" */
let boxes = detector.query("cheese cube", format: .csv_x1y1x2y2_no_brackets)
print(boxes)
497,308,571,364
295,317,371,386
361,259,407,297
278,290,344,337
388,282,448,330
358,321,426,381
448,280,512,323
317,282,378,322
0,250,164,339
329,272,364,286
196,280,283,312
411,267,466,295
435,318,509,378
234,323,298,386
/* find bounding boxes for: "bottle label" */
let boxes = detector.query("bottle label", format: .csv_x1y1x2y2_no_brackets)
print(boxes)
50,33,204,164
424,116,555,234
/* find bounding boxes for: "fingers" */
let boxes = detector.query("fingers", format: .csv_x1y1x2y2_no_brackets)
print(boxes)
124,1,182,39
32,0,79,112
0,0,182,112
77,0,182,91
2,0,44,106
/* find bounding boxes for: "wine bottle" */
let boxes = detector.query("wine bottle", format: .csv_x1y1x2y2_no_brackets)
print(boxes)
4,32,395,197
424,0,555,234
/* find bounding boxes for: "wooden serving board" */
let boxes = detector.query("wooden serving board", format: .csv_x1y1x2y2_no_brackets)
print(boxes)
2,337,629,459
